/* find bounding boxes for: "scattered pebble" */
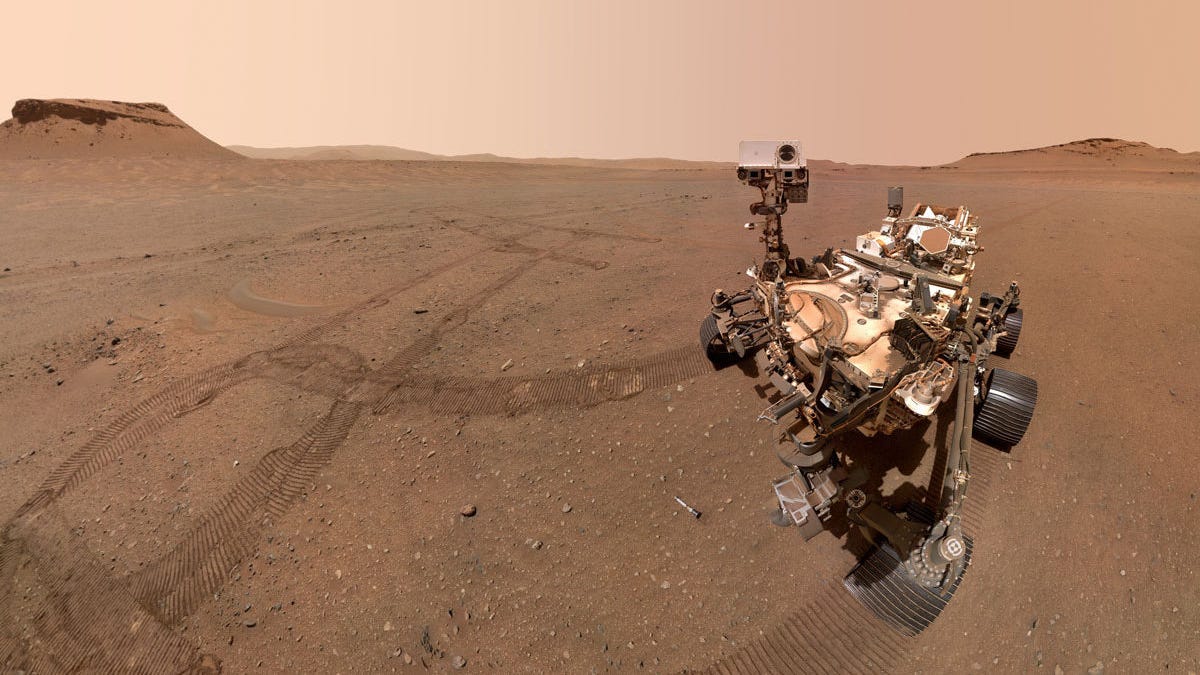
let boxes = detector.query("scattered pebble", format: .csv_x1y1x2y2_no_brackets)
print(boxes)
451,655,467,669
243,619,256,628
501,359,514,372
561,504,572,514
461,504,477,517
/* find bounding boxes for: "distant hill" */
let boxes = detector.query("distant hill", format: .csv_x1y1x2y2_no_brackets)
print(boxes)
226,144,443,161
948,138,1200,171
228,144,728,170
0,99,239,159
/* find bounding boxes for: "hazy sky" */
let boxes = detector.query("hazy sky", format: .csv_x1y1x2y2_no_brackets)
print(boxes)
5,0,1198,164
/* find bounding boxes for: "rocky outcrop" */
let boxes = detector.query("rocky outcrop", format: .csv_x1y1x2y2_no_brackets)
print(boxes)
0,98,239,159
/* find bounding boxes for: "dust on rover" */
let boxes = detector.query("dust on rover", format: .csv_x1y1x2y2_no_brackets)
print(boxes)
702,141,1038,633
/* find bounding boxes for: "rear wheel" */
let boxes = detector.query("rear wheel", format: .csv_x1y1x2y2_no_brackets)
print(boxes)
973,368,1038,448
994,309,1023,357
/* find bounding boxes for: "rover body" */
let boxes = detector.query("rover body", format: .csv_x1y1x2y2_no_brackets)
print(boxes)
703,142,1037,633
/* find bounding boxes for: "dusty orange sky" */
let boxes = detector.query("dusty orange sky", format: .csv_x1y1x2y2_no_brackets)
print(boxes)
4,0,1198,165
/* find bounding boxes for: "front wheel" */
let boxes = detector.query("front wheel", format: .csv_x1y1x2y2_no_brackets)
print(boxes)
700,314,736,365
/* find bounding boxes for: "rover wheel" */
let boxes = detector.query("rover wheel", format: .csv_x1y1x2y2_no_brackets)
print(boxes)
994,309,1023,357
699,314,736,365
973,368,1037,449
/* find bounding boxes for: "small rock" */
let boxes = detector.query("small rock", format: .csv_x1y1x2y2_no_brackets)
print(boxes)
403,652,413,664
413,308,428,314
1088,662,1105,675
460,504,477,517
111,337,121,346
1055,665,1064,675
105,317,114,325
243,619,256,628
561,504,572,514
530,539,543,550
55,379,64,386
384,621,394,631
451,655,467,669
501,359,514,372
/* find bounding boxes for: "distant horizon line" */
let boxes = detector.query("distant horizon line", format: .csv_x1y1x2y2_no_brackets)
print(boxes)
224,137,1194,168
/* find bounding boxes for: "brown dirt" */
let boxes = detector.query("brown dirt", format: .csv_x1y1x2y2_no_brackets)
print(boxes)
0,148,1196,673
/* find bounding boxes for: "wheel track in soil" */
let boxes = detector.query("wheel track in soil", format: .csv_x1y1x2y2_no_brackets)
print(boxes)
692,442,1006,674
1,187,1012,672
0,198,706,672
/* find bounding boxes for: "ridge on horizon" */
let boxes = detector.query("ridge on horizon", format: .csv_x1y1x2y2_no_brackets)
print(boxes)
228,137,1199,169
0,98,1193,169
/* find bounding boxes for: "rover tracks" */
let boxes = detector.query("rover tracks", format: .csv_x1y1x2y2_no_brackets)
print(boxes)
696,441,1007,673
688,585,909,675
373,345,710,416
127,400,363,627
0,201,719,672
1,186,1020,671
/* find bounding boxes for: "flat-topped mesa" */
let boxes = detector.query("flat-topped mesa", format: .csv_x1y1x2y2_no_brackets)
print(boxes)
11,99,181,127
0,98,239,159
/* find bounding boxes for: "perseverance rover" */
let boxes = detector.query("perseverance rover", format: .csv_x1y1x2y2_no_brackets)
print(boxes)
702,141,1037,633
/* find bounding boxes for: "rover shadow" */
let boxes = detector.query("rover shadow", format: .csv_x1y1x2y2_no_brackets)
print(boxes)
827,393,957,561
741,359,962,561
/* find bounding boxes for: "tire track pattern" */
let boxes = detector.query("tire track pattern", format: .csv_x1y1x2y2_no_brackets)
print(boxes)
128,400,362,626
688,585,908,675
694,441,1007,673
373,345,711,415
34,363,254,504
0,198,692,671
0,507,211,674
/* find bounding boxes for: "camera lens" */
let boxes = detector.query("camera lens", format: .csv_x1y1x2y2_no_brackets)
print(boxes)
777,144,796,163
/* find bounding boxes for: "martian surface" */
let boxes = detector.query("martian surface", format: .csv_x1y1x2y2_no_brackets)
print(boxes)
0,100,1197,673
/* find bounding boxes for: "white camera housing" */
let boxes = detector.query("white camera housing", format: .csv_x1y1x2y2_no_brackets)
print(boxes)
738,141,805,170
737,140,809,201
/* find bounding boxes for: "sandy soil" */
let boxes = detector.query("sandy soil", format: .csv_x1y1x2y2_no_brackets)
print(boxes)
0,146,1198,673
